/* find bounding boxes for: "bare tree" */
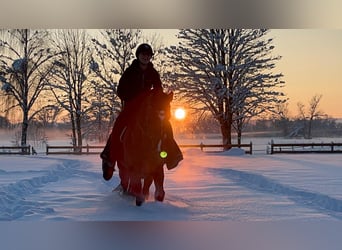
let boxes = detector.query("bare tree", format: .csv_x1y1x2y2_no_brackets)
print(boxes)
297,94,324,139
272,102,291,137
0,29,57,147
34,102,63,128
90,29,141,139
141,31,170,85
165,29,285,147
47,29,93,148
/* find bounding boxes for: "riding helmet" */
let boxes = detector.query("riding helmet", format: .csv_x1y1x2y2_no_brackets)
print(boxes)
136,43,154,57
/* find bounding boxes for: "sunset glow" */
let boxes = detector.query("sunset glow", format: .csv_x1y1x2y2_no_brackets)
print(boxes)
174,108,186,120
143,29,342,118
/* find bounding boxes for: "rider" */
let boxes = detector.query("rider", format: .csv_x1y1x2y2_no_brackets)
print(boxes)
101,43,183,182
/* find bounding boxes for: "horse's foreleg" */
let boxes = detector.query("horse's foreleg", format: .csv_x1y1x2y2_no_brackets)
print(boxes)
129,174,145,206
117,161,132,192
143,176,153,200
153,165,165,202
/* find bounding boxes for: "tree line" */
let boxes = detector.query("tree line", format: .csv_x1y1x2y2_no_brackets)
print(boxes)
0,29,298,148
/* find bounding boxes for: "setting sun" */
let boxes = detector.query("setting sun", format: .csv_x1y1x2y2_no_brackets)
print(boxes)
174,108,186,120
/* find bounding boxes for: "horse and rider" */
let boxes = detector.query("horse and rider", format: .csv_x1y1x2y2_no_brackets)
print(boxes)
100,43,183,206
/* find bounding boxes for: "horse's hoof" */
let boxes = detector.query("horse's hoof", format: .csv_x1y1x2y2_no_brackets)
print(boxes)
155,190,165,202
136,196,145,206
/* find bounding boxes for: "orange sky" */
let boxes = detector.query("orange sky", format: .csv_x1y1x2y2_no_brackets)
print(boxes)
144,29,342,119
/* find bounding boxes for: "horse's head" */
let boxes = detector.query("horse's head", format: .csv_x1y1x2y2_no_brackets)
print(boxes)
148,90,173,123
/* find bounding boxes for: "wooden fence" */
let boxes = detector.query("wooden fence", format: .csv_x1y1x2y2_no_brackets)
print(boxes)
0,146,32,155
46,145,104,155
7,141,342,155
269,141,342,154
179,142,253,154
46,142,253,155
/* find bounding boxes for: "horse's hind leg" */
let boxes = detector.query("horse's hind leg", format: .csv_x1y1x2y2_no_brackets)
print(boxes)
143,176,153,200
153,165,165,202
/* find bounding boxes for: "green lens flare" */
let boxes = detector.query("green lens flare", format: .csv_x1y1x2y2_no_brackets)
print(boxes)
160,151,168,159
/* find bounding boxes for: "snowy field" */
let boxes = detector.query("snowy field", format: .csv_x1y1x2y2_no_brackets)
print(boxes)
1,135,342,249
1,147,342,221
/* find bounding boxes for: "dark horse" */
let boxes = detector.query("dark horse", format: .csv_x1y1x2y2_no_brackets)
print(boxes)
117,89,174,206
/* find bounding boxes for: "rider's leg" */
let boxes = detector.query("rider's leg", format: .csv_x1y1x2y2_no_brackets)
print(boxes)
163,121,183,170
100,134,115,181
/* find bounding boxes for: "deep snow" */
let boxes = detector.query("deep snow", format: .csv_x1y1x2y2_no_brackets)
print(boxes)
1,146,342,221
1,137,342,249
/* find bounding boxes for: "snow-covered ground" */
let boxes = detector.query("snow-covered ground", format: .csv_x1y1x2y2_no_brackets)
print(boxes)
1,136,342,249
1,147,342,221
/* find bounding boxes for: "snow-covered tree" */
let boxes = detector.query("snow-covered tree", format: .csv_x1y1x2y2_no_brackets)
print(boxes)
0,29,57,147
47,29,93,148
165,29,286,147
140,32,171,88
89,29,173,141
90,29,141,136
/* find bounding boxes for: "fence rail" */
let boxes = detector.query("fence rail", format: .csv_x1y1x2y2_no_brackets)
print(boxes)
46,145,104,155
46,142,253,155
269,142,342,154
0,146,31,155
179,142,253,154
7,141,342,156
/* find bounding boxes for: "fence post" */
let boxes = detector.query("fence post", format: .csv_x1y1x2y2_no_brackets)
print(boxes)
270,139,274,154
200,142,204,151
249,141,252,154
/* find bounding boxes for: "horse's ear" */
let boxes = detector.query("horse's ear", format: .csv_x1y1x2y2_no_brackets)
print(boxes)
167,91,173,101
